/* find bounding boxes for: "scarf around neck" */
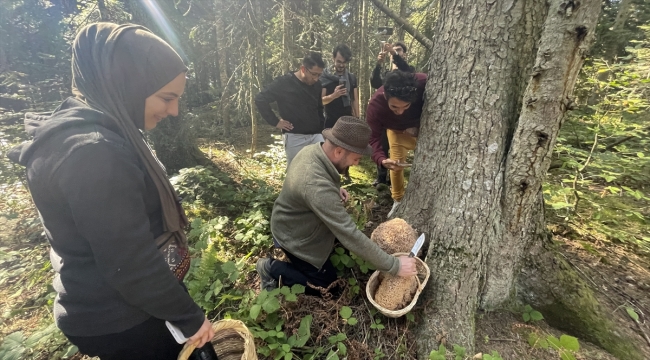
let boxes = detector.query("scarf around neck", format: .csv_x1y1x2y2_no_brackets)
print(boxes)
322,67,352,107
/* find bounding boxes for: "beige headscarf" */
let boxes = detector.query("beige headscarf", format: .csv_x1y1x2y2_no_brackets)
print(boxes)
71,23,190,278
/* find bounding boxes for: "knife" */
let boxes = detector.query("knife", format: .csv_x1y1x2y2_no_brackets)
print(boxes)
409,233,425,258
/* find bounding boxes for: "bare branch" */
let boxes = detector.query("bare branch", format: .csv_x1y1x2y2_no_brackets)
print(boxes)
368,0,433,49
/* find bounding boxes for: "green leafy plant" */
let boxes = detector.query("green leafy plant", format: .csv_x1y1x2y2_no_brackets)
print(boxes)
374,347,387,360
249,285,310,360
452,344,466,360
522,304,544,322
429,344,446,360
528,332,580,360
339,305,358,326
482,350,504,360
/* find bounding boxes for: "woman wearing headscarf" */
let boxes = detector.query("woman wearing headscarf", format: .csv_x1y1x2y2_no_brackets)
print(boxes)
8,23,214,359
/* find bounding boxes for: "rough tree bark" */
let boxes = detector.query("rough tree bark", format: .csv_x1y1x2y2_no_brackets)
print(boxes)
368,0,433,49
394,0,636,357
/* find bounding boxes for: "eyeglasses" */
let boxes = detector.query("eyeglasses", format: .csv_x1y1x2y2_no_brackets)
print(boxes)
304,67,322,78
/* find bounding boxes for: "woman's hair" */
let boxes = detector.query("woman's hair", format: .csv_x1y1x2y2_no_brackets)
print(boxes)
383,71,418,103
302,52,325,69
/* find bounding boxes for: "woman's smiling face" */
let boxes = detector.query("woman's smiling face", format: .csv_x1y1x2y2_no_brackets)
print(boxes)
143,72,186,130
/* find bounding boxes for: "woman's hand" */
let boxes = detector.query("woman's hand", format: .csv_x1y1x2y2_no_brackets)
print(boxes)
187,317,215,348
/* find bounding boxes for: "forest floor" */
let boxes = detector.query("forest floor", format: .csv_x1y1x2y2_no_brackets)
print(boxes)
1,122,649,359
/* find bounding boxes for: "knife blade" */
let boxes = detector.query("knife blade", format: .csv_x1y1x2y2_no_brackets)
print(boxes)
409,233,425,258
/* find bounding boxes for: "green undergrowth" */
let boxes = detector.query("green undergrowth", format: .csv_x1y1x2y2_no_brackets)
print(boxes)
545,41,650,252
173,138,425,359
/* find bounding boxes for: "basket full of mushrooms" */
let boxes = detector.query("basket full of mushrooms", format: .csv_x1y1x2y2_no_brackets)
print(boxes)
365,218,430,318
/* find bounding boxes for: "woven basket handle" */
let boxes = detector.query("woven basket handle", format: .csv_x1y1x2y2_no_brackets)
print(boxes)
177,341,197,360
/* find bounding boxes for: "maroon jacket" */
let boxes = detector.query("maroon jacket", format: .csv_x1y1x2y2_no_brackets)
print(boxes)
366,72,427,165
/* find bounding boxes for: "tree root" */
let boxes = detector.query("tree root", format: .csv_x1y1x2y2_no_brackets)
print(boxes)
517,237,643,360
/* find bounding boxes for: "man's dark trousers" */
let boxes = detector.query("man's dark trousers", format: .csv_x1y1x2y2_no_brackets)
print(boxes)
269,250,338,297
375,130,390,185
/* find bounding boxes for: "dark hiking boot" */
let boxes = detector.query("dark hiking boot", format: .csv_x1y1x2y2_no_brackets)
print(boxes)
256,258,278,292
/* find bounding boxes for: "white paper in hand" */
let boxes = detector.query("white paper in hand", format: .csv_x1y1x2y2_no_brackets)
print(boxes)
165,321,189,344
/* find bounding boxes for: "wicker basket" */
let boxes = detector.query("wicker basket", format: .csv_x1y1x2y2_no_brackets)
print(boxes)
365,252,430,318
177,319,258,360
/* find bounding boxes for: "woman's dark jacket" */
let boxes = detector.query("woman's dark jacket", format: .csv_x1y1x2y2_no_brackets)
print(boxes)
8,97,204,337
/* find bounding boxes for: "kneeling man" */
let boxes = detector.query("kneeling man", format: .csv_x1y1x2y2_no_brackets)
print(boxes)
257,116,417,295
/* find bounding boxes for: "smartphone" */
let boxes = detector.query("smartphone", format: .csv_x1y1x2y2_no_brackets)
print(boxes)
165,321,188,344
338,78,347,86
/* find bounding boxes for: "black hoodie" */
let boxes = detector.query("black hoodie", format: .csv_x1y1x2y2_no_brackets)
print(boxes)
8,97,204,337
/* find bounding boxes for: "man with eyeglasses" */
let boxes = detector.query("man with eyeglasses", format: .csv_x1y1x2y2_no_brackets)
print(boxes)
320,44,359,181
366,70,427,218
255,52,326,167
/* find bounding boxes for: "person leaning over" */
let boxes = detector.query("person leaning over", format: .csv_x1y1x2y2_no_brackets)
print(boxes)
366,71,428,218
7,23,213,360
256,116,418,296
255,52,326,167
370,41,415,188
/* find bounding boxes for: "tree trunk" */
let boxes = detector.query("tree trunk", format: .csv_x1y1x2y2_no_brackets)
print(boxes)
215,0,231,137
249,1,263,153
488,0,601,309
397,0,407,41
281,0,291,73
611,0,633,33
309,0,322,51
358,0,369,117
97,0,108,21
397,0,604,356
604,0,633,59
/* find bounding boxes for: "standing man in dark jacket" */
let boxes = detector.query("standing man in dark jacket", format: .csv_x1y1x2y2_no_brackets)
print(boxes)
255,52,326,167
320,44,359,128
320,44,359,181
367,71,428,218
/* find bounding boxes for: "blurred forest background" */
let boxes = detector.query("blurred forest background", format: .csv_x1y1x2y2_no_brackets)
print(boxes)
0,0,648,359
